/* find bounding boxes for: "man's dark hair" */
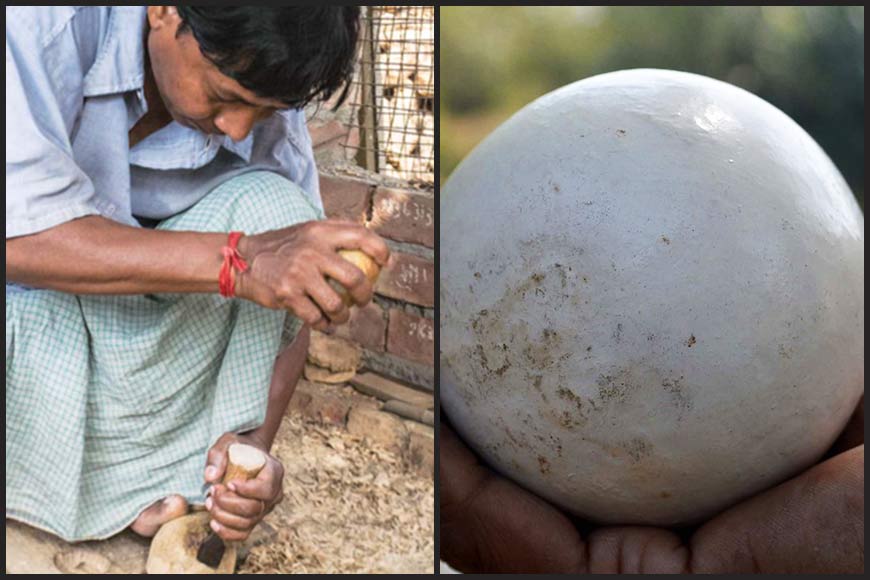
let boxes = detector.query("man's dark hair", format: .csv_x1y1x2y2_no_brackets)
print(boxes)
175,7,360,110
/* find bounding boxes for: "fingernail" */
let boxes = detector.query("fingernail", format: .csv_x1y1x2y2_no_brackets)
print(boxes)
163,497,174,506
228,482,237,492
205,497,213,511
210,520,221,533
205,466,217,480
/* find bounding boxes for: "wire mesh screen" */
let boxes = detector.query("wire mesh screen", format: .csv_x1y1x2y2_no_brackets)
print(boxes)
345,6,435,185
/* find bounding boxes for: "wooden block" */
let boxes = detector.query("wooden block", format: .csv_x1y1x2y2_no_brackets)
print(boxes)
350,372,433,410
382,400,434,426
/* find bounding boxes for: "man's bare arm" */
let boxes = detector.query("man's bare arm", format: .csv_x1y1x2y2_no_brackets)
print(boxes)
6,215,225,295
6,213,392,331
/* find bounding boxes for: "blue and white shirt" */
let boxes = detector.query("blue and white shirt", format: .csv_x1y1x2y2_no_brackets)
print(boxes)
6,6,321,243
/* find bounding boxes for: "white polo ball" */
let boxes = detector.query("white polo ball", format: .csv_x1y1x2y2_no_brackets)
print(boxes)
440,69,864,525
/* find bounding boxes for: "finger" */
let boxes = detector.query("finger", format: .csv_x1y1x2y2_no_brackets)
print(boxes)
284,295,326,329
443,419,690,573
209,519,251,542
320,254,374,307
360,230,391,267
690,445,864,574
356,233,391,267
584,527,690,574
320,221,392,266
306,277,351,324
229,461,283,501
439,420,587,573
205,434,234,483
439,420,490,512
213,489,268,519
207,483,226,500
209,500,260,532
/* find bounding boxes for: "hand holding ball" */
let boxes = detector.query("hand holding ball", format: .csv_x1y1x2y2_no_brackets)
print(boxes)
335,249,381,307
440,69,864,526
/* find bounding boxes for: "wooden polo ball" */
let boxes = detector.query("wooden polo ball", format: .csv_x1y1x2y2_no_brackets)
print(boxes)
440,69,864,525
146,512,236,574
335,250,381,307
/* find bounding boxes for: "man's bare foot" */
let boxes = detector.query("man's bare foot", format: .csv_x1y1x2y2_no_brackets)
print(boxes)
130,495,189,537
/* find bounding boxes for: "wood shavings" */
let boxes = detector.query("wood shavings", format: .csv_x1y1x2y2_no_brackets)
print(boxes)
237,415,433,574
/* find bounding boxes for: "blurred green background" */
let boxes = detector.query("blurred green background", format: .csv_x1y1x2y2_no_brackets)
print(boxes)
440,6,864,208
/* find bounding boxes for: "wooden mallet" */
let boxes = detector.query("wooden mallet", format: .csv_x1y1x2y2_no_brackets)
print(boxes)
196,443,268,569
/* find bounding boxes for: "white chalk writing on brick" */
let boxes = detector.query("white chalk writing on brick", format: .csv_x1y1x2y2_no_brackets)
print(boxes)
408,320,434,342
379,198,433,227
395,262,430,291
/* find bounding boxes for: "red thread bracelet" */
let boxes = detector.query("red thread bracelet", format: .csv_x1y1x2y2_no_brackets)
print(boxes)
218,231,249,298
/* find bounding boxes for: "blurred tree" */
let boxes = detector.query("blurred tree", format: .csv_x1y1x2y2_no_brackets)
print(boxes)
441,6,864,208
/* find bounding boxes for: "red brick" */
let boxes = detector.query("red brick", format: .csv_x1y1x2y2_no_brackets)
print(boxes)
319,175,372,223
376,253,434,307
344,126,360,152
371,187,434,248
308,119,350,149
334,301,387,352
387,309,434,366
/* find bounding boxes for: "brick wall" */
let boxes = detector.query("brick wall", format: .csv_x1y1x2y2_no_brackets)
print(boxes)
318,171,435,390
303,59,434,391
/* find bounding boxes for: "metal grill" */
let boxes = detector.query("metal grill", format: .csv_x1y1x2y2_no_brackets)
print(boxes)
345,6,435,185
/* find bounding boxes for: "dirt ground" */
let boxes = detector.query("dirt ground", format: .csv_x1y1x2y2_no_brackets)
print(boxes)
5,413,434,574
238,414,434,574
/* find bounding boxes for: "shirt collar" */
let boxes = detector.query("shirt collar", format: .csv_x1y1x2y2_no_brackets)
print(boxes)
129,123,254,169
223,133,254,162
81,7,148,99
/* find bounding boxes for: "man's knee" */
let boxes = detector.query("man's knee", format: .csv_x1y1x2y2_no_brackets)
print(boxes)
206,171,322,235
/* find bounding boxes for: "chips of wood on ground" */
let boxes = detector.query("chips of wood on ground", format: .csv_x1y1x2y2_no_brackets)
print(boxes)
5,414,433,574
